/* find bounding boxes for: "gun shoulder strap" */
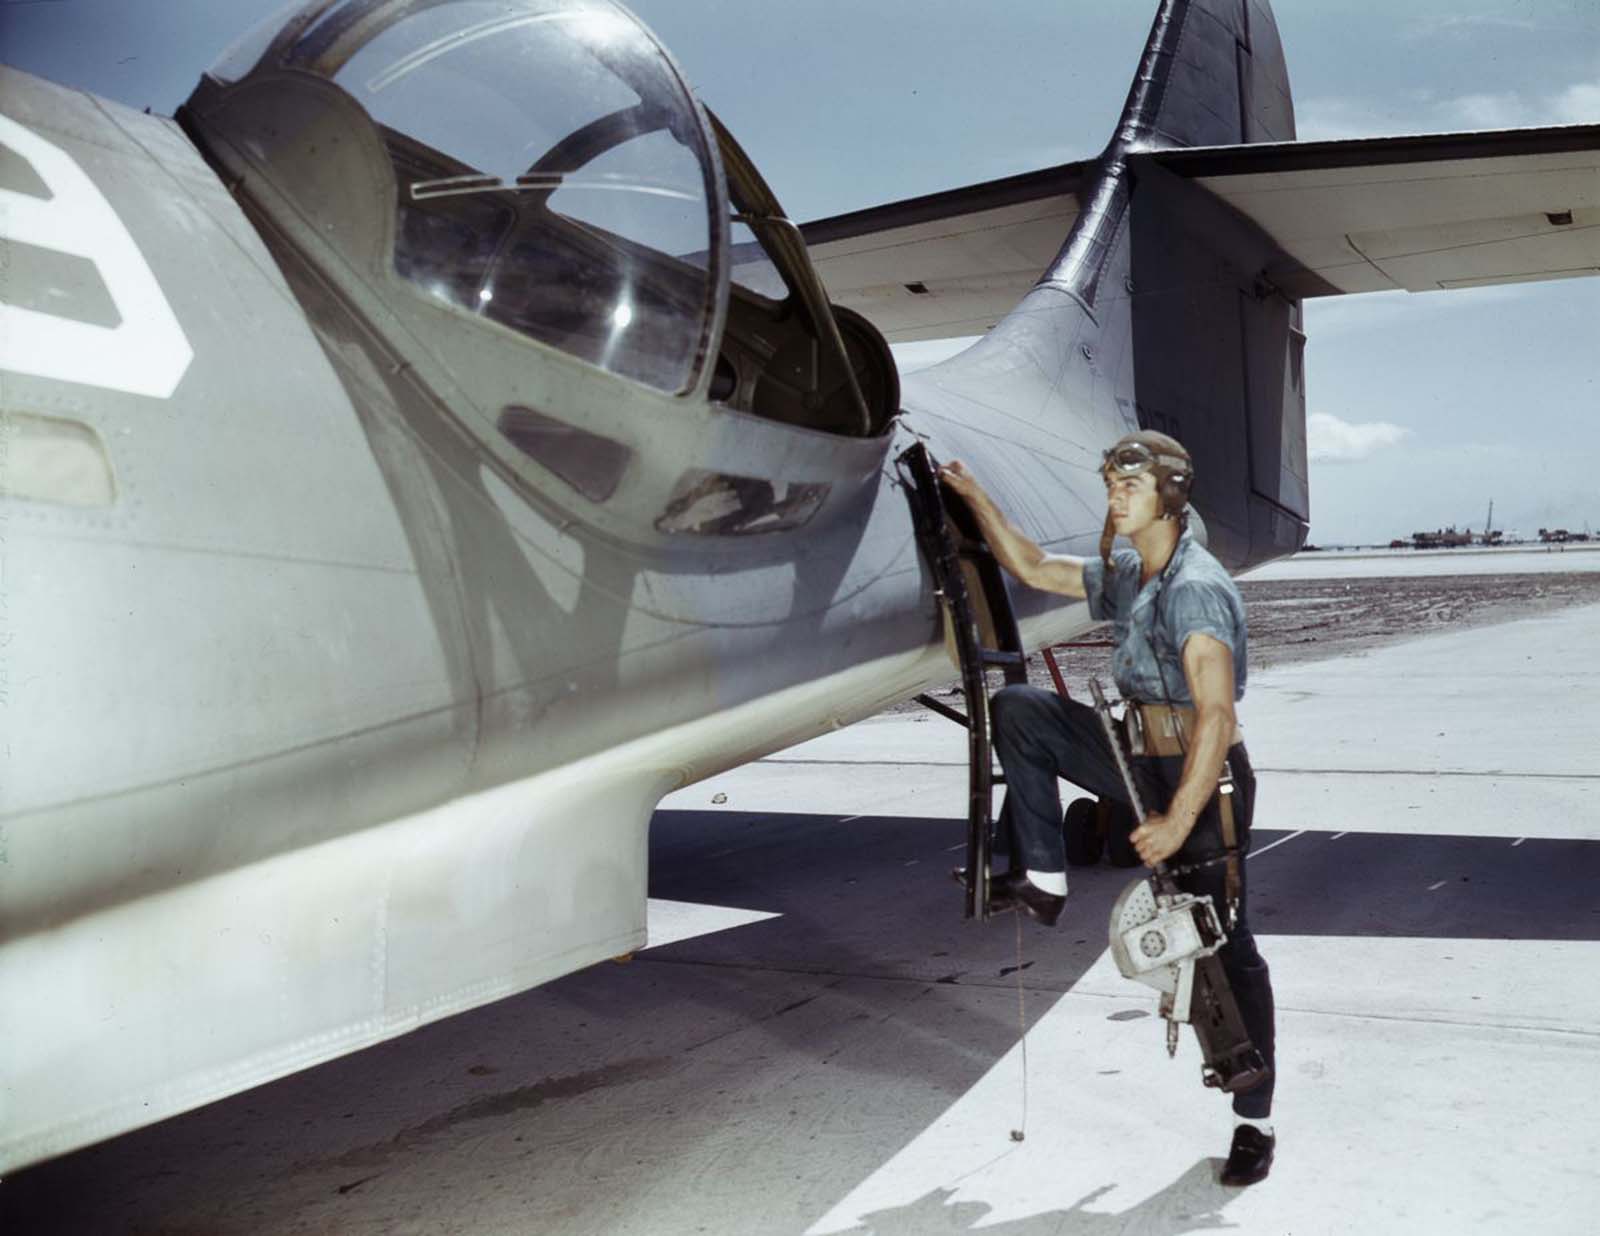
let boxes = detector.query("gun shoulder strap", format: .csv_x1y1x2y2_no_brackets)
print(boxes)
1218,764,1241,920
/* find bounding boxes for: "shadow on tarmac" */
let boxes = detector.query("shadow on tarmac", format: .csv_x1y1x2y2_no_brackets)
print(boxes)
830,1160,1237,1234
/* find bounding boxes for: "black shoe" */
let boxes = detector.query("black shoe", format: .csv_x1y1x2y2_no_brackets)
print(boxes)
949,868,1064,926
1219,1124,1275,1186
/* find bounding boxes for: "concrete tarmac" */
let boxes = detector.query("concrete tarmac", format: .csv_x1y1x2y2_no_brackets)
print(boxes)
3,590,1597,1234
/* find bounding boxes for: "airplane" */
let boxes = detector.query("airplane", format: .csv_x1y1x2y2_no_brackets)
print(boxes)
2,0,1596,1173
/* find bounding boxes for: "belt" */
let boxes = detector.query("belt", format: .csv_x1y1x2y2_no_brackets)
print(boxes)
1122,701,1242,757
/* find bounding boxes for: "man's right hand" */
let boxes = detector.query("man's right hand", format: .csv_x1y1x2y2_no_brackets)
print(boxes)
939,459,984,505
934,457,1087,600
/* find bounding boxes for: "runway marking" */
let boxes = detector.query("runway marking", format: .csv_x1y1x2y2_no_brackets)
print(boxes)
762,757,963,767
1331,831,1349,840
1512,837,1527,846
759,758,1600,781
805,937,1600,1235
1247,829,1305,860
644,899,779,950
1427,880,1448,891
1257,766,1600,781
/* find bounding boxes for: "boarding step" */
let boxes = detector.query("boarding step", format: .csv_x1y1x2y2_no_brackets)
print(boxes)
896,441,1028,921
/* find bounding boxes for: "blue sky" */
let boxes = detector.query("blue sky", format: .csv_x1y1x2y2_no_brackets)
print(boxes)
3,0,1596,542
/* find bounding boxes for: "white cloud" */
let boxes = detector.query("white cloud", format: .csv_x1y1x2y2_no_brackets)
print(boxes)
1554,82,1600,124
1307,412,1412,463
1445,91,1536,130
1303,283,1547,342
1297,75,1600,142
1295,98,1398,142
1404,15,1541,40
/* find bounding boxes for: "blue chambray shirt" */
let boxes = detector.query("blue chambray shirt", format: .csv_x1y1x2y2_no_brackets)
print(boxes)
1081,529,1247,704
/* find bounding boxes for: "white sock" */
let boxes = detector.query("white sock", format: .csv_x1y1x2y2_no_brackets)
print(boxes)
1234,1114,1274,1136
1025,869,1067,896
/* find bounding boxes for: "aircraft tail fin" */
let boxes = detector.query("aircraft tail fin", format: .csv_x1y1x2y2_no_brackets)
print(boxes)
1114,0,1295,152
1033,0,1294,307
900,0,1310,570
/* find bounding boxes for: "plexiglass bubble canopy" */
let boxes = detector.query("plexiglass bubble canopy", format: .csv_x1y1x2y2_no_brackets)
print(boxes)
211,0,727,395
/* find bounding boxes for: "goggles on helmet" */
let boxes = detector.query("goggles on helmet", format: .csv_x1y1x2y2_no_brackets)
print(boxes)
1101,442,1188,476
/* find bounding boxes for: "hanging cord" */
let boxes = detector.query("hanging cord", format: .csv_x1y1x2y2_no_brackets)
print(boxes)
1010,907,1029,1142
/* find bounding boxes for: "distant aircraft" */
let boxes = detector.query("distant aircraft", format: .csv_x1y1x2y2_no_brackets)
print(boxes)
3,0,1597,1171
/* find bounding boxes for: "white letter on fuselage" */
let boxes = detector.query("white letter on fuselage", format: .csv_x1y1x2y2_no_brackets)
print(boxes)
0,111,193,399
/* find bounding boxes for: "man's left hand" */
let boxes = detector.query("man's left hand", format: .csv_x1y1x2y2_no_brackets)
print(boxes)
1131,811,1192,866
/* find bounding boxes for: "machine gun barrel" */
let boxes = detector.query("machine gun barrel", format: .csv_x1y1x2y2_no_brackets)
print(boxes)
1087,677,1179,896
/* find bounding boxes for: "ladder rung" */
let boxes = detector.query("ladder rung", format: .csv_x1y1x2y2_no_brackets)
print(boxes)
980,649,1025,668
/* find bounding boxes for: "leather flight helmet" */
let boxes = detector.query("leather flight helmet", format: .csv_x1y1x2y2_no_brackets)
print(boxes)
1098,430,1194,567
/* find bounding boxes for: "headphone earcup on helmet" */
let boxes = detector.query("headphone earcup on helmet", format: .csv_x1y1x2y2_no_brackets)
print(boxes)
1160,471,1191,517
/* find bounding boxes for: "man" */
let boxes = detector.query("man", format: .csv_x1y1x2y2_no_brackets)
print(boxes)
938,431,1277,1187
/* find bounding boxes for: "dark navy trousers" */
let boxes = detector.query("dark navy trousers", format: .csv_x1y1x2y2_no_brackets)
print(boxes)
991,683,1276,1118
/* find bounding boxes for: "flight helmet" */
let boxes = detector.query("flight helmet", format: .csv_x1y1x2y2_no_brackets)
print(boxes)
1098,430,1194,567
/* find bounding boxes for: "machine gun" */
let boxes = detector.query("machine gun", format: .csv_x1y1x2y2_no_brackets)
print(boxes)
1087,678,1267,1094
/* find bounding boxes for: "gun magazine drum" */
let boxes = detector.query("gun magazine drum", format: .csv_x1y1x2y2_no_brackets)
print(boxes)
1108,878,1265,1095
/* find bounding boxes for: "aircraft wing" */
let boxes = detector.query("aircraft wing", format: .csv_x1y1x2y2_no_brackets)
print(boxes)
805,125,1599,340
798,160,1095,342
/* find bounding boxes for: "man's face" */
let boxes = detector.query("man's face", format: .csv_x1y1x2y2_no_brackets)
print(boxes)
1103,468,1162,536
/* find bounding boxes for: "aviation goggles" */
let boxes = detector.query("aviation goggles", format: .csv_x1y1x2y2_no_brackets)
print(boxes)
1101,442,1189,476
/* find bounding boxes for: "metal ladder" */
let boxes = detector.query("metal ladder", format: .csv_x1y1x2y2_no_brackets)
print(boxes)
897,443,1030,919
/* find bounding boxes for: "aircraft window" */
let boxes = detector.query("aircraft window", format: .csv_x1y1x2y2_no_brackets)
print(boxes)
725,218,788,301
278,0,722,394
393,185,514,309
655,471,829,536
207,3,302,84
548,130,708,261
0,412,116,508
676,217,786,302
497,405,632,501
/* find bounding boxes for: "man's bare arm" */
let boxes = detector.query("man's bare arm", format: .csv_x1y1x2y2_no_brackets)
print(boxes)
1130,634,1236,866
937,460,1087,598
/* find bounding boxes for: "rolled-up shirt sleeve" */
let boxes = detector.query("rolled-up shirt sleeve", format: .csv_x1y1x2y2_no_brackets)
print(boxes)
1166,579,1244,661
1082,555,1113,620
1171,582,1241,653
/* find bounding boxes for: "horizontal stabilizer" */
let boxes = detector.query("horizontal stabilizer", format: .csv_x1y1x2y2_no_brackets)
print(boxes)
806,123,1599,339
1142,123,1600,297
798,161,1094,342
